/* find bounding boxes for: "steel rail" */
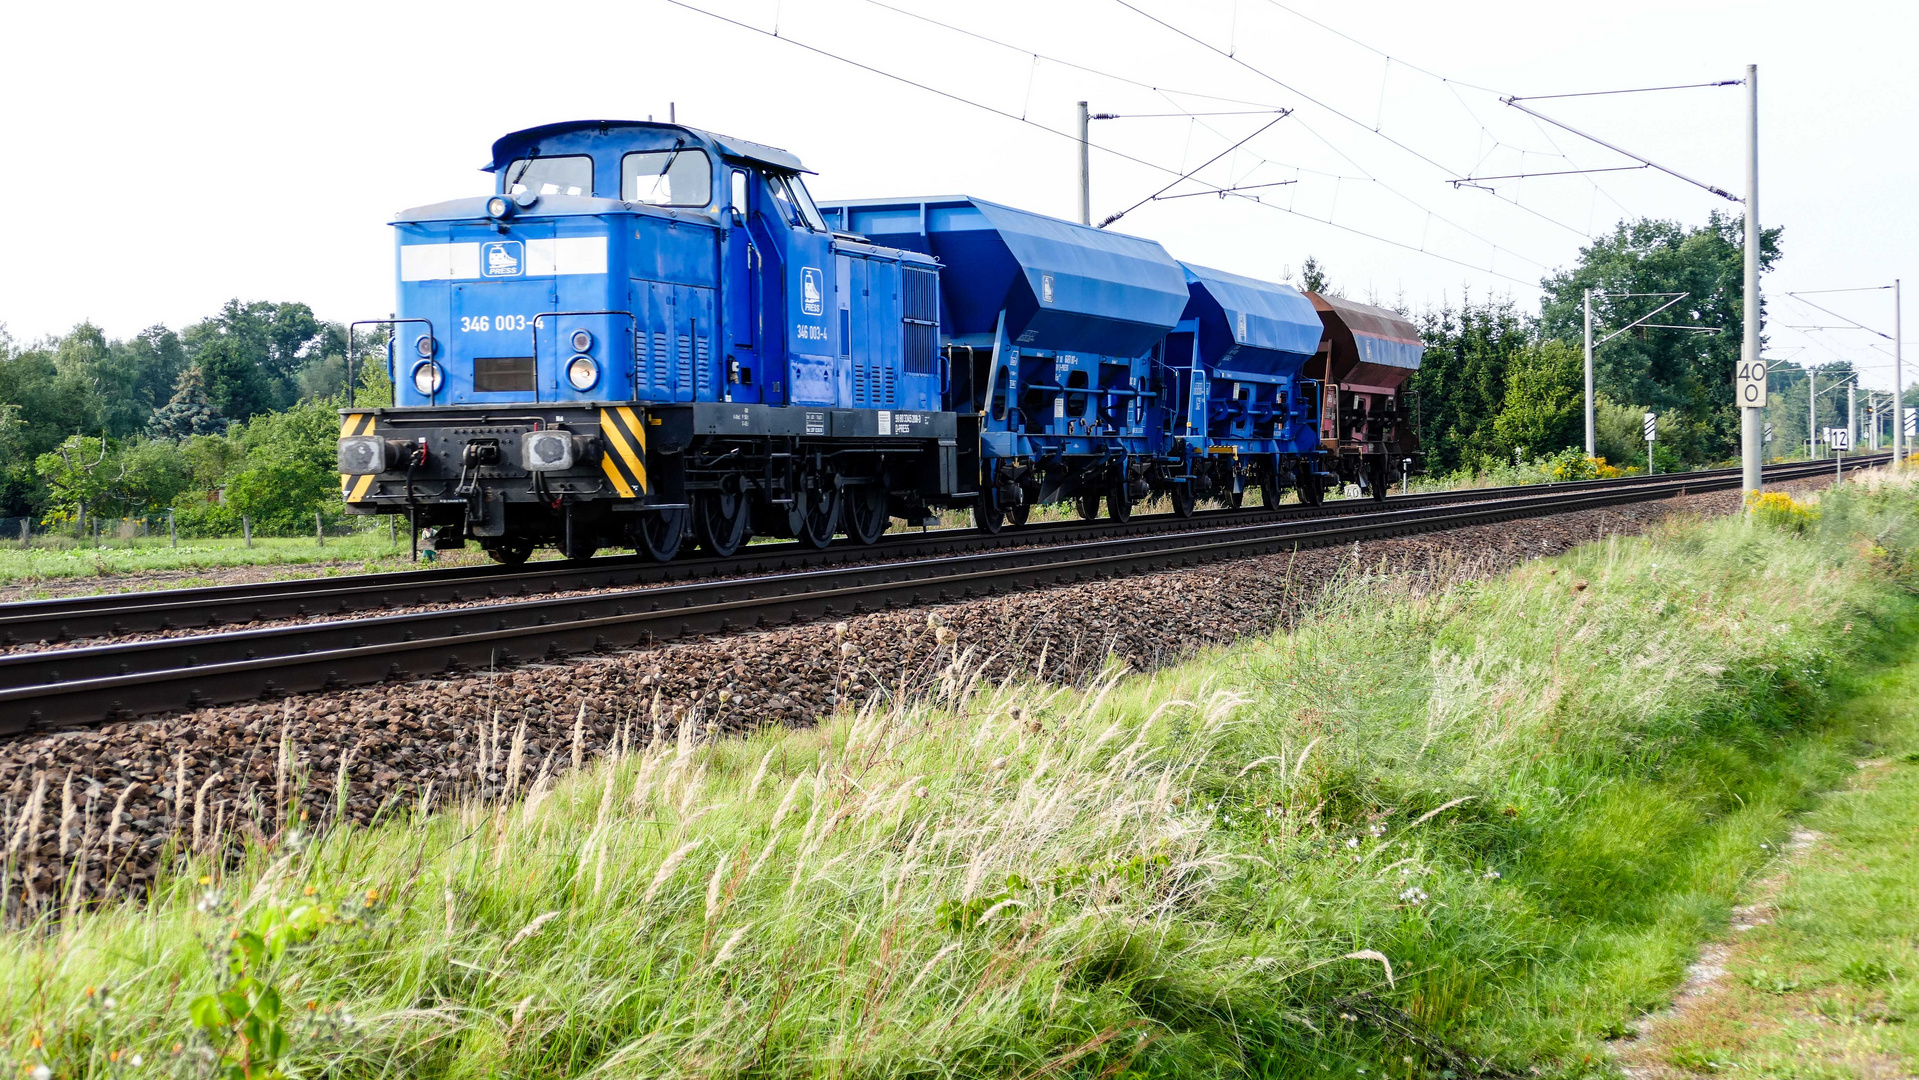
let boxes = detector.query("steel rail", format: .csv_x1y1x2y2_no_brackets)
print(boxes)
0,456,1876,733
0,460,1822,645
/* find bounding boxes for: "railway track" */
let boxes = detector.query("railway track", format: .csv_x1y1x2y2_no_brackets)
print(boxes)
0,457,1880,733
0,460,1847,647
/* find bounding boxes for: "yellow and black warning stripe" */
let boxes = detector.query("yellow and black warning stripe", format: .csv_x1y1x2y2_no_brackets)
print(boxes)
598,406,649,499
338,413,378,502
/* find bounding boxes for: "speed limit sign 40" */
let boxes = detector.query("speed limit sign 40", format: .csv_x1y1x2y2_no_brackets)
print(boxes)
1737,356,1767,407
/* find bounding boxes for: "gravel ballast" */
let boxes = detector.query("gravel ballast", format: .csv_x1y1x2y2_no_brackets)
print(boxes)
0,478,1837,909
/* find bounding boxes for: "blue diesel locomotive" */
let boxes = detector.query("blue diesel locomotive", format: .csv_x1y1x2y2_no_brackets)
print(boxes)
335,120,1421,563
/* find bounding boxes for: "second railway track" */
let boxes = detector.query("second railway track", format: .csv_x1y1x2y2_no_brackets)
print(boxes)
0,457,1878,733
0,461,1846,646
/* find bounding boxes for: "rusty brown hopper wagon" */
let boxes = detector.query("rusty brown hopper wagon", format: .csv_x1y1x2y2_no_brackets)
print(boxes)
1306,293,1423,500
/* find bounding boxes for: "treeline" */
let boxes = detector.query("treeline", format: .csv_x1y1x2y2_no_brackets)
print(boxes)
1403,211,1796,475
1399,211,1892,475
0,301,388,534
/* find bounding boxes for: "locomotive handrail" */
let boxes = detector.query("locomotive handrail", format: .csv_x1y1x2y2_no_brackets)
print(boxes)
345,318,436,408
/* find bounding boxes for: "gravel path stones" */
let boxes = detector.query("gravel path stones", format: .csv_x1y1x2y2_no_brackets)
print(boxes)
0,476,1838,910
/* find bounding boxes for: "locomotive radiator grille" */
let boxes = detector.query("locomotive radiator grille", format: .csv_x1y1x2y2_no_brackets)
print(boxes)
597,407,649,499
338,413,378,502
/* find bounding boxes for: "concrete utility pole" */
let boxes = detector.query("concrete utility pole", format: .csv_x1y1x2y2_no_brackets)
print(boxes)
1077,101,1091,226
1584,289,1596,455
1740,63,1764,498
1849,382,1857,451
1807,370,1817,459
1897,278,1906,464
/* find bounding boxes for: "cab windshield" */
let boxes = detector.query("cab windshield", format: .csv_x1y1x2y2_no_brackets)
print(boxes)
623,147,713,207
503,155,593,197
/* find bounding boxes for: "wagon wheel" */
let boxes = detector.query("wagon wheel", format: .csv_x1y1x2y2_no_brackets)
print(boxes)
1106,486,1134,522
1369,457,1390,502
485,538,534,566
1007,502,1031,527
696,487,750,558
1076,492,1102,521
973,491,1006,535
791,471,842,549
1168,482,1197,519
1221,487,1245,511
845,484,889,546
636,507,686,562
1297,467,1325,507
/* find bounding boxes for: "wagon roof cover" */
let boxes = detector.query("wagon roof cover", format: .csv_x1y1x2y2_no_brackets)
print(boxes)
1180,263,1323,357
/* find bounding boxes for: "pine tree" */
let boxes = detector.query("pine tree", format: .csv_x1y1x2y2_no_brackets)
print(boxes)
147,365,226,439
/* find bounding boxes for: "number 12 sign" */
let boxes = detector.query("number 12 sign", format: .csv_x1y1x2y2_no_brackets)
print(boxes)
1736,357,1767,407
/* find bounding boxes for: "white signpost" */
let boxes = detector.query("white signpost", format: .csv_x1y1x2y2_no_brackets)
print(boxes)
1906,408,1916,441
1737,356,1767,408
1824,427,1850,452
1644,412,1657,475
1764,422,1774,444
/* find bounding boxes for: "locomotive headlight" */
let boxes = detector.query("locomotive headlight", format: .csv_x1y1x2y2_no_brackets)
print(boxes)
521,430,576,472
569,328,594,353
486,195,515,219
414,334,437,359
411,361,444,396
566,354,599,391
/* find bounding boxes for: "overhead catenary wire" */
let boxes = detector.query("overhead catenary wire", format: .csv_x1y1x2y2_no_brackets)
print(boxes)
857,0,1290,111
1250,0,1645,221
669,0,1541,287
1508,80,1744,101
1098,110,1295,228
1109,0,1598,245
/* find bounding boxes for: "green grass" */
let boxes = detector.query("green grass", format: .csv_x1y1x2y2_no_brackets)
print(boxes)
2,478,1916,1078
1646,647,1919,1077
0,530,531,590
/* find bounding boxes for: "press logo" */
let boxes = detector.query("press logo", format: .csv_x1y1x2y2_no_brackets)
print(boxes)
481,240,524,278
801,267,824,316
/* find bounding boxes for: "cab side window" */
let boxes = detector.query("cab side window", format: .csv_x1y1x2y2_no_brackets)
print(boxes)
731,169,749,216
766,173,828,232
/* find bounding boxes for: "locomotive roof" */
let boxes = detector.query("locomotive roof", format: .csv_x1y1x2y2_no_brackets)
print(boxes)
486,120,809,175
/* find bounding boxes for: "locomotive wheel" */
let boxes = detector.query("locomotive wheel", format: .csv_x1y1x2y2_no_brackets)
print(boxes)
636,507,686,562
696,488,750,558
792,476,842,549
1168,483,1197,518
1369,458,1390,502
845,485,889,545
1075,493,1101,521
485,538,534,566
1007,502,1031,527
1107,487,1134,523
973,492,1005,534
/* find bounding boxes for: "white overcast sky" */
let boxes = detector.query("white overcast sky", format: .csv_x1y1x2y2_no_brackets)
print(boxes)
2,0,1913,390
